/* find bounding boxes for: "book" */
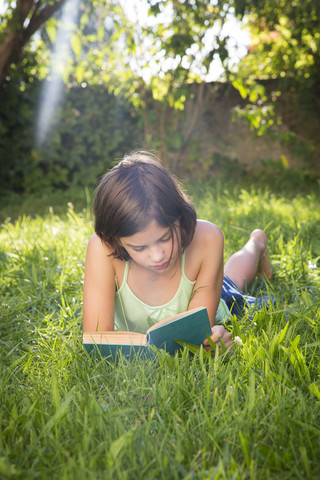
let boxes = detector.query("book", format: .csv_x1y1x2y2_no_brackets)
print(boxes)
83,307,211,359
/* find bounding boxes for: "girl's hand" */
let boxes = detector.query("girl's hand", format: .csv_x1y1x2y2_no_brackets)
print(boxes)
203,325,233,353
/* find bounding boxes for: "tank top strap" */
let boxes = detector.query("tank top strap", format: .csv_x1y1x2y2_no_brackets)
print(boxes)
181,251,186,274
123,261,130,283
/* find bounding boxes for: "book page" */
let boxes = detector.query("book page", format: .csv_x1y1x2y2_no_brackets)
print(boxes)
83,331,146,345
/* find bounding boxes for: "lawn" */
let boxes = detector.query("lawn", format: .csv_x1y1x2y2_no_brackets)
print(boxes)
1,179,320,479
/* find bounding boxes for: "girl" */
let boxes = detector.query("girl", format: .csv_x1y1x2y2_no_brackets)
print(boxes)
83,151,273,352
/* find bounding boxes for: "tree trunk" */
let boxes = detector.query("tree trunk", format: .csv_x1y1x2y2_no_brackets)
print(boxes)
171,82,213,172
0,0,67,84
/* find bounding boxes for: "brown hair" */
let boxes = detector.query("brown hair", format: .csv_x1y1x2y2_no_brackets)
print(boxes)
94,151,197,260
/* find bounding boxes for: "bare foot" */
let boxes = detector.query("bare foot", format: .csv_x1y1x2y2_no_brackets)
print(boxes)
250,229,273,279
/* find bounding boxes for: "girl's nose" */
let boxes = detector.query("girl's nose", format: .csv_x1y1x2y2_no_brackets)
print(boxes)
150,245,165,263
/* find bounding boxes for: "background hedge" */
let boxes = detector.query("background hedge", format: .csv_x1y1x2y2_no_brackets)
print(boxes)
0,79,140,194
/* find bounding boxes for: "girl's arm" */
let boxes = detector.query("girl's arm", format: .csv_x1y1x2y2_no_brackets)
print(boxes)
83,234,116,332
187,221,224,325
187,221,233,350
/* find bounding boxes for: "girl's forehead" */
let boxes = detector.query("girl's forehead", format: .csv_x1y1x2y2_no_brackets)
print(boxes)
120,219,170,245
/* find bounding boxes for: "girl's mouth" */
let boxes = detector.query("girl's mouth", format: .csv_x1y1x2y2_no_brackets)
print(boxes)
153,261,169,270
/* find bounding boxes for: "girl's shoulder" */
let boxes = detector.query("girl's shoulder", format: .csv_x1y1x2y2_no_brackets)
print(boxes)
86,233,126,281
192,219,224,246
184,220,223,278
88,232,112,251
86,233,120,270
86,232,114,262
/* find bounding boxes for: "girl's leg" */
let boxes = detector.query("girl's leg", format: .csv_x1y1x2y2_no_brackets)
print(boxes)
224,229,272,292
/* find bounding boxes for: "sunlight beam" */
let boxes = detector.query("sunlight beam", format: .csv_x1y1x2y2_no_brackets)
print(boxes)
36,0,80,146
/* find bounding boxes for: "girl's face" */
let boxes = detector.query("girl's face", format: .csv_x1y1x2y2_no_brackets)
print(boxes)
120,219,181,273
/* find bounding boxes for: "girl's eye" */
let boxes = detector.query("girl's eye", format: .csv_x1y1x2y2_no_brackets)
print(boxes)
160,235,172,243
133,247,145,252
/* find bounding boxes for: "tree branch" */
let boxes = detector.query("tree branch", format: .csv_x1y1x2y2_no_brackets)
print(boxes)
23,0,68,45
0,0,67,83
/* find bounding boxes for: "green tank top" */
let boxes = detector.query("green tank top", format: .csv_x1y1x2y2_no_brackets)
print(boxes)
114,252,230,334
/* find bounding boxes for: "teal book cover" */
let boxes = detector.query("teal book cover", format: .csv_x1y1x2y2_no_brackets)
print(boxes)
146,307,211,355
83,341,154,360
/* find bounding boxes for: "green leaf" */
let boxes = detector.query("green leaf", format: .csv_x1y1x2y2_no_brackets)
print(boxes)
40,392,74,437
309,383,320,400
71,34,82,60
46,21,57,44
106,429,135,468
232,78,248,99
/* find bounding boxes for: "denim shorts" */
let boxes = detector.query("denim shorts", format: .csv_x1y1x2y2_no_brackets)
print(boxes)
221,275,276,316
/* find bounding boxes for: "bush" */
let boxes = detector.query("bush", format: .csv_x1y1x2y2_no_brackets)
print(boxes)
0,79,141,194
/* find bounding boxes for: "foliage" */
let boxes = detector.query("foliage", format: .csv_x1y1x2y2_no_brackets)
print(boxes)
0,79,140,194
127,0,243,167
1,0,320,180
231,0,320,139
236,0,320,90
0,0,68,83
1,184,320,478
147,0,234,79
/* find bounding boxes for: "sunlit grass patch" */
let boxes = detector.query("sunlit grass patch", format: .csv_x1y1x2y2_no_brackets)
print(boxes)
0,185,320,479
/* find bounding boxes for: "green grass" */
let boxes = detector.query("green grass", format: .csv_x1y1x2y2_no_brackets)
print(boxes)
1,182,320,479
